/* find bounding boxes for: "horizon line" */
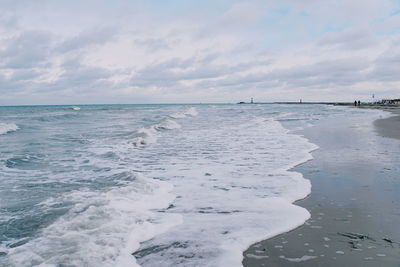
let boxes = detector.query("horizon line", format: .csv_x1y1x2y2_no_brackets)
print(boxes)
0,101,356,107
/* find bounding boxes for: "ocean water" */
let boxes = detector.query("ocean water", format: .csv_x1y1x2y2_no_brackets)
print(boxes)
0,104,388,267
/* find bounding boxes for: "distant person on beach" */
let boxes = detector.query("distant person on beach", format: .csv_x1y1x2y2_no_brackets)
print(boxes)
354,101,357,106
358,100,361,106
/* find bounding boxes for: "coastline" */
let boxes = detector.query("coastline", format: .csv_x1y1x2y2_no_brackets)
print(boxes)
243,108,400,266
373,109,400,140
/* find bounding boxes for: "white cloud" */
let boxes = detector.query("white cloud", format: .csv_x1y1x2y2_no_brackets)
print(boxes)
0,0,400,105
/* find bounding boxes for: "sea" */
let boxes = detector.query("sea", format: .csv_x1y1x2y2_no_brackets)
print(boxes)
0,104,389,267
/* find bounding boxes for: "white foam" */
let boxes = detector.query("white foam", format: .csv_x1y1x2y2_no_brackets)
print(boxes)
0,123,19,135
5,173,182,267
169,113,186,119
183,107,198,116
154,119,181,131
245,253,269,259
132,127,159,147
131,114,317,266
2,105,322,267
71,106,81,110
131,119,182,147
169,107,198,119
283,255,318,262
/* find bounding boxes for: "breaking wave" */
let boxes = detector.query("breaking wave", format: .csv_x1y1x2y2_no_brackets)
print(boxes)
4,173,181,267
1,104,343,267
132,108,197,147
184,107,198,116
0,123,19,135
169,107,198,119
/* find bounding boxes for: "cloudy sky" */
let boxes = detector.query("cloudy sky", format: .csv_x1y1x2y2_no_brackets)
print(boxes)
1,0,400,105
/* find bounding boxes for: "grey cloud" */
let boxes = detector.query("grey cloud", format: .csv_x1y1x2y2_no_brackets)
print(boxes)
318,29,377,50
195,57,370,91
10,69,41,81
56,27,118,53
130,48,346,92
368,41,400,82
0,13,19,31
130,56,217,86
0,26,118,101
1,0,399,104
133,37,173,52
268,58,369,86
0,31,53,69
51,57,115,90
0,71,34,95
130,55,272,87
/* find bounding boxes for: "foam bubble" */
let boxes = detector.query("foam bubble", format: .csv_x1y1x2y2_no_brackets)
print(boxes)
132,127,158,147
132,114,317,266
184,107,198,116
0,123,19,135
169,113,186,119
169,107,198,119
4,173,182,267
131,119,182,147
283,255,318,262
154,119,181,131
1,104,328,267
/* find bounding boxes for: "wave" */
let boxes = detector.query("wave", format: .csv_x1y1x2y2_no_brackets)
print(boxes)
154,119,181,131
132,127,158,146
168,113,186,119
131,115,318,266
132,108,197,147
4,173,181,267
0,105,325,267
131,119,181,147
0,123,19,135
169,107,198,119
184,107,198,116
34,113,81,122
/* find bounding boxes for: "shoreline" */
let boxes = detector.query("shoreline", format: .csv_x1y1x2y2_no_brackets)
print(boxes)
243,108,400,266
373,109,400,140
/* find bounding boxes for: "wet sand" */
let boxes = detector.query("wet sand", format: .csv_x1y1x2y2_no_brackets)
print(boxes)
243,109,400,266
374,109,400,140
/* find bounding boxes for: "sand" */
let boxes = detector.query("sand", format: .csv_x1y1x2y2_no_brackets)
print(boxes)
243,108,400,266
374,109,400,140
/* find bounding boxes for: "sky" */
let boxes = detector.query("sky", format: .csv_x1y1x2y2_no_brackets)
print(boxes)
0,0,400,105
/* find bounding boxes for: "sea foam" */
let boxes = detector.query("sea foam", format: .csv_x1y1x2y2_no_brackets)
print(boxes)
184,107,198,116
1,105,321,267
4,173,182,267
131,108,196,147
0,123,19,135
169,107,199,119
132,114,317,266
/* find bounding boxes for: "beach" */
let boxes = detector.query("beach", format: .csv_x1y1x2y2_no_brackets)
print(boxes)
374,109,400,140
2,0,400,266
243,107,400,266
0,104,330,266
1,104,399,266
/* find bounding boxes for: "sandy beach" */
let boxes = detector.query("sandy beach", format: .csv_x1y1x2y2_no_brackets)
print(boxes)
243,107,400,266
374,109,400,140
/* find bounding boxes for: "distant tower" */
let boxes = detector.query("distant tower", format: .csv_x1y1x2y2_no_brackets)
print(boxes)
251,98,254,104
